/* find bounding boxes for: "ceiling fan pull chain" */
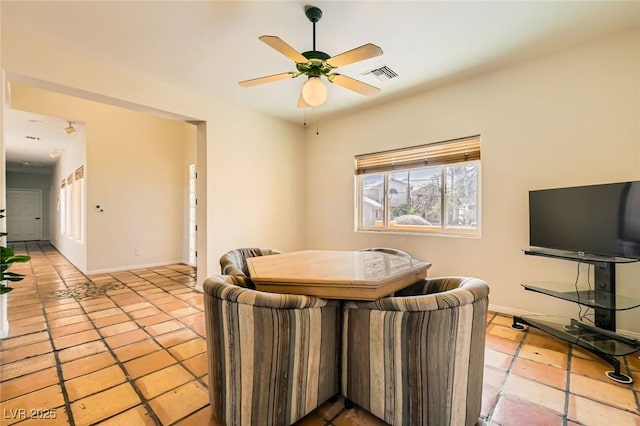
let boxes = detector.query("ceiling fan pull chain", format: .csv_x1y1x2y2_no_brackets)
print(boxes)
316,109,320,136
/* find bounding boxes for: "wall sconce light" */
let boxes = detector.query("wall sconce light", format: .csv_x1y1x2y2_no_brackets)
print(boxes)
63,121,76,135
49,149,62,159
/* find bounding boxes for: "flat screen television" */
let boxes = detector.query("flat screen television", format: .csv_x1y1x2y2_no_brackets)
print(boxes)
529,181,640,260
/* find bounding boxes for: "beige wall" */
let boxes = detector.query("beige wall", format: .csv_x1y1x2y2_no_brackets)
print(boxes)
10,84,193,273
1,29,305,285
303,28,640,333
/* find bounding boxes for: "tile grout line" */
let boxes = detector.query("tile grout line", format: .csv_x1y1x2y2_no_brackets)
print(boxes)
24,241,205,425
564,344,575,426
482,314,528,421
33,240,162,426
123,267,214,398
79,265,201,425
109,265,211,425
29,241,76,426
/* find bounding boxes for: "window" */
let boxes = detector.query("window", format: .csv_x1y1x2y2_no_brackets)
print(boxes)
60,179,67,235
73,167,85,241
65,174,73,237
355,135,481,236
59,166,85,241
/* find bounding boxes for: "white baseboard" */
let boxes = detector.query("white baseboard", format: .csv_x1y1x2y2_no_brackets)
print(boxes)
86,260,185,275
489,303,640,340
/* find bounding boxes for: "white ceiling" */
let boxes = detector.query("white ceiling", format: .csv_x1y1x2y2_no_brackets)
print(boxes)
4,108,83,169
3,1,640,165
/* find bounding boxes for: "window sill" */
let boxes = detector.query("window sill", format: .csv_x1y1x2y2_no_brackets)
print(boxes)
355,227,481,239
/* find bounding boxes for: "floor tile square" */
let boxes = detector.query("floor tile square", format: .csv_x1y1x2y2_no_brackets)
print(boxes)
97,405,157,425
70,383,141,425
511,357,567,389
1,339,53,363
135,364,194,399
99,321,139,337
0,367,59,401
0,385,65,425
148,381,209,425
145,319,185,336
65,364,127,401
502,374,566,414
154,328,199,348
61,351,117,380
113,339,162,363
518,344,568,369
183,353,208,377
1,353,57,381
124,350,177,379
491,396,563,426
168,337,207,361
569,373,637,411
57,340,109,363
53,329,101,350
567,394,640,425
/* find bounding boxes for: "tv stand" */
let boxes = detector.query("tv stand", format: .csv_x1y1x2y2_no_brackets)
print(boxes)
512,248,640,384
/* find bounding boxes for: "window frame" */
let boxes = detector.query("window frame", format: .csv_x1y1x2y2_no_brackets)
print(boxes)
354,136,481,237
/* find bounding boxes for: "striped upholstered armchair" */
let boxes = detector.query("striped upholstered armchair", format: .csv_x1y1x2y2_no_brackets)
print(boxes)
203,274,340,425
219,247,282,288
341,277,489,426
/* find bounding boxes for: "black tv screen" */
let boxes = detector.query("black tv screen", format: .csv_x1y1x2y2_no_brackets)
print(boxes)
529,181,640,260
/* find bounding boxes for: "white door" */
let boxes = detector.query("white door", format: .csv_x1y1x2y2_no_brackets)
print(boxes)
6,189,42,241
188,164,197,267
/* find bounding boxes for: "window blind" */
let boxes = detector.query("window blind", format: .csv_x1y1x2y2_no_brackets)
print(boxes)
355,135,481,175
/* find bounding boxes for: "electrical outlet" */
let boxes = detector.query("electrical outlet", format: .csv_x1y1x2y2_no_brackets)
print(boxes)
135,248,140,256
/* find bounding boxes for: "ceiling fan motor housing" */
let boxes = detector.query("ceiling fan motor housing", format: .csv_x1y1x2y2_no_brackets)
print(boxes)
305,6,323,23
298,50,332,77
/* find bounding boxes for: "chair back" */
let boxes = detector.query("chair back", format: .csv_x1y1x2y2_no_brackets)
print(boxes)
219,248,282,287
342,276,489,426
358,247,412,258
203,274,340,425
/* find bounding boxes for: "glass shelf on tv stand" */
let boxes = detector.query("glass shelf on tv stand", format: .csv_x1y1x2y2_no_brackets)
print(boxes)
514,315,639,356
521,282,640,311
512,315,639,383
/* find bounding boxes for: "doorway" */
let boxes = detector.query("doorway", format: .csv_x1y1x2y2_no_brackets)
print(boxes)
6,188,42,241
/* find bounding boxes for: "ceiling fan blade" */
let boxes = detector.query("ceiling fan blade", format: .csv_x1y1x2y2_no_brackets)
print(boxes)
326,43,383,68
259,35,308,63
239,72,297,87
328,74,380,97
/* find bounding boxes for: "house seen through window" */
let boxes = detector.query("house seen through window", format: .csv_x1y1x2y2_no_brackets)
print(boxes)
355,135,481,236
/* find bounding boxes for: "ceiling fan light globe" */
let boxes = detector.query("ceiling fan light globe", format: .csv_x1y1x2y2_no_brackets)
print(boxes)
302,77,327,107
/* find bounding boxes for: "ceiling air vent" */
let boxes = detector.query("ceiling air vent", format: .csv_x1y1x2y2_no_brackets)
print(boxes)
363,65,398,82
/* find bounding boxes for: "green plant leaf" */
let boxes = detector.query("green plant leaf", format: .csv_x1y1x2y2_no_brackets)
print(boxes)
0,209,31,286
8,255,30,263
2,272,25,281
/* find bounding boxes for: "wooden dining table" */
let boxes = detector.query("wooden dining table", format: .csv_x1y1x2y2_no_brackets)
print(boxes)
246,250,431,300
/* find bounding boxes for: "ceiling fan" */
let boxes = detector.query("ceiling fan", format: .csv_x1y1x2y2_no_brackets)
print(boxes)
238,6,383,108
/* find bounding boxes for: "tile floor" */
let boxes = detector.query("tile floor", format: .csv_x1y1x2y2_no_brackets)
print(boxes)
1,242,639,425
